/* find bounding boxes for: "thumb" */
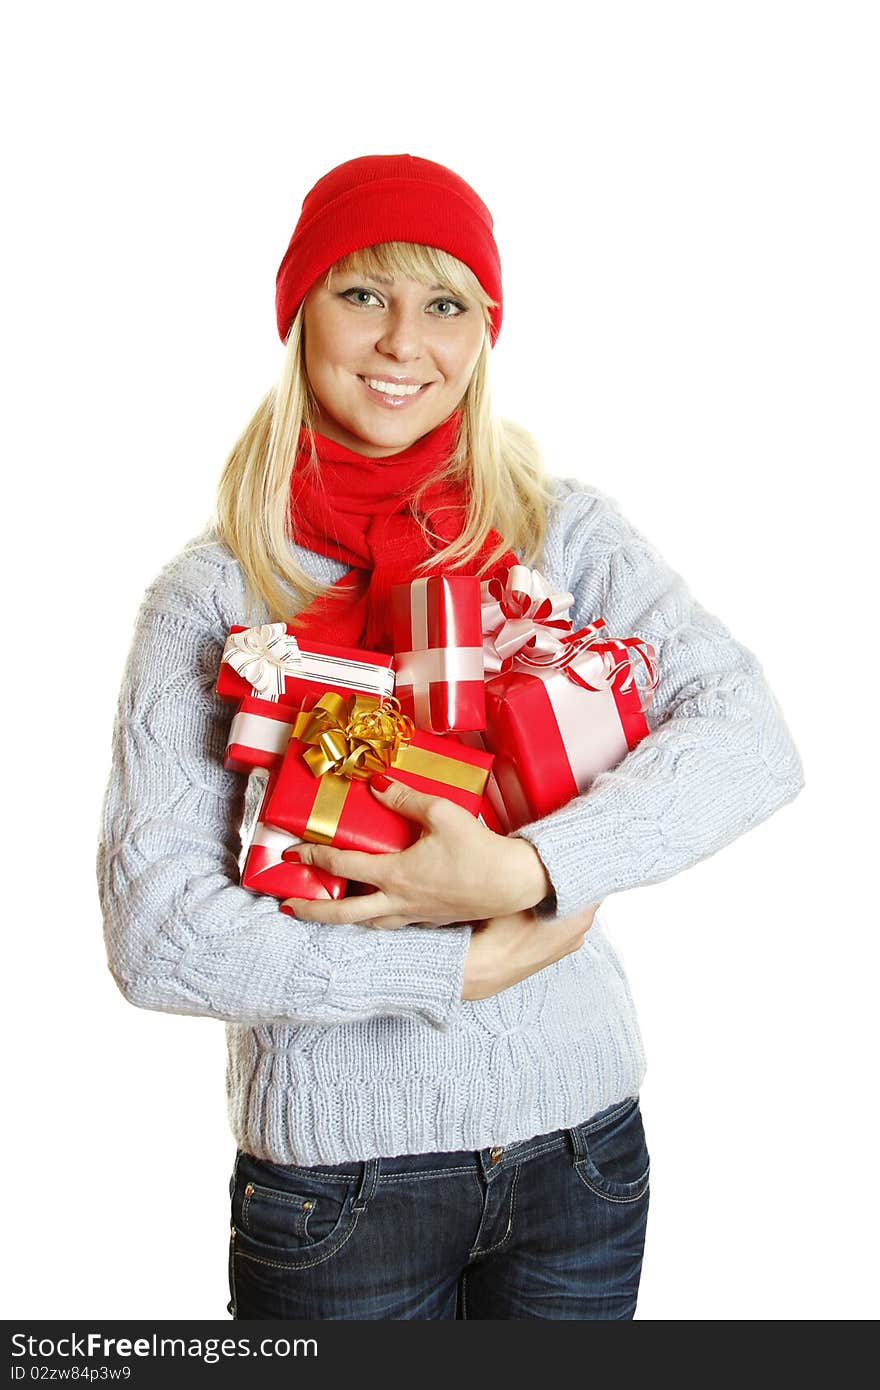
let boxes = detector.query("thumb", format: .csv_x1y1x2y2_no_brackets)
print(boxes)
369,773,441,826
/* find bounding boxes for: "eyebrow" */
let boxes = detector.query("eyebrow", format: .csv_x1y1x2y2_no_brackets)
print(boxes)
355,273,453,293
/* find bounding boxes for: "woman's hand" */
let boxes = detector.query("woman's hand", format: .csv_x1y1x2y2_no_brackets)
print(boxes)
279,775,553,929
462,902,601,1000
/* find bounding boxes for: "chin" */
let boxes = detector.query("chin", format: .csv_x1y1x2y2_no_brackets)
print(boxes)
349,413,429,450
316,393,447,454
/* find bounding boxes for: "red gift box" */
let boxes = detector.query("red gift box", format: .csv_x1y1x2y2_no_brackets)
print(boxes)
391,576,486,733
225,694,302,775
241,772,347,901
263,692,494,853
217,623,395,707
483,624,658,830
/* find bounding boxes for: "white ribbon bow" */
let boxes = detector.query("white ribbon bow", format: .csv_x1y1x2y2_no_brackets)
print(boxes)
480,564,659,702
480,564,578,672
220,624,304,700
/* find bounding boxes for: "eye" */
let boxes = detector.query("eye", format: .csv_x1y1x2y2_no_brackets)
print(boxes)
431,298,468,318
341,288,384,307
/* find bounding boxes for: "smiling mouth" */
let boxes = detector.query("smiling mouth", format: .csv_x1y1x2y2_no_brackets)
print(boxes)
358,375,430,397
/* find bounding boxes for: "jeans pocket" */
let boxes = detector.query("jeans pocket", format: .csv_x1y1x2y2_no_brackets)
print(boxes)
572,1097,651,1204
231,1153,360,1270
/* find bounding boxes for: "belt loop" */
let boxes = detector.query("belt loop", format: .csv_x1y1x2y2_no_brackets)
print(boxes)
352,1157,380,1211
566,1124,587,1163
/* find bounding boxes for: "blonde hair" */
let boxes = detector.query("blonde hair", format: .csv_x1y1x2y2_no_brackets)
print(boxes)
213,240,558,626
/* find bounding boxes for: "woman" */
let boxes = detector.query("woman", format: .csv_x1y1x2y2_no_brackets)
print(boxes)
96,153,804,1320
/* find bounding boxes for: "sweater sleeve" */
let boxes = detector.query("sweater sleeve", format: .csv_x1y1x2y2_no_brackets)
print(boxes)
510,481,805,917
95,543,471,1028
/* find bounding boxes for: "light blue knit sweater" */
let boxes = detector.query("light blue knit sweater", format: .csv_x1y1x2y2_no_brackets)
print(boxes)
96,476,804,1165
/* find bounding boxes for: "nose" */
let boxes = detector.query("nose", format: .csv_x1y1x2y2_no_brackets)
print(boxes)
376,303,427,363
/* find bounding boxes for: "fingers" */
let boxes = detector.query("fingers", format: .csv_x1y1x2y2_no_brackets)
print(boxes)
278,896,462,931
369,774,457,828
280,890,394,925
283,841,395,885
365,914,469,931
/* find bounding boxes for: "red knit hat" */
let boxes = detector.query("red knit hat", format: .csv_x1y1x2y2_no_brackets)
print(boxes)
275,153,503,348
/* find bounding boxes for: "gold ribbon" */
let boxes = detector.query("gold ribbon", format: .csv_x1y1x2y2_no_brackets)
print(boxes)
290,691,490,845
392,743,489,796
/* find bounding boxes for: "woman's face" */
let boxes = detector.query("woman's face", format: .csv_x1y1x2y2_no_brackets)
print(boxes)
302,268,486,457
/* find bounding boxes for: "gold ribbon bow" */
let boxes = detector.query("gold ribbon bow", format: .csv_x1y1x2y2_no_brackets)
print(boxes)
292,692,415,781
289,693,414,844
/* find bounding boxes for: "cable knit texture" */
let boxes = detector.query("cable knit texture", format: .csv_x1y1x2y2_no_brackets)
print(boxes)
96,476,804,1165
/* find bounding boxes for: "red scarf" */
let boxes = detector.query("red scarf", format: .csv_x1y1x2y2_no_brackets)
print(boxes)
287,409,519,652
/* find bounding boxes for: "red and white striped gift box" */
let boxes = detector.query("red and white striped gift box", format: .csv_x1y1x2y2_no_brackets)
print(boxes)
217,624,395,707
391,576,486,734
225,695,300,775
483,626,658,830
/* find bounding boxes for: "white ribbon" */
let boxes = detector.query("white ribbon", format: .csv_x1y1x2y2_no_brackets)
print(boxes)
228,708,295,757
395,646,485,729
221,624,304,701
541,650,629,785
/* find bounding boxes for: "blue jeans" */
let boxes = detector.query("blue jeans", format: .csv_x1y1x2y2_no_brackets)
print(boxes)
228,1095,650,1320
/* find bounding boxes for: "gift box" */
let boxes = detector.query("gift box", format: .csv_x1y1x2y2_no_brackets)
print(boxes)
391,576,486,733
264,691,494,853
478,564,658,830
483,623,658,829
225,694,302,775
217,623,395,707
241,772,347,901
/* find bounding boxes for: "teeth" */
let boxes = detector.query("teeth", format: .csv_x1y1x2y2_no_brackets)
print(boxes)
363,378,423,397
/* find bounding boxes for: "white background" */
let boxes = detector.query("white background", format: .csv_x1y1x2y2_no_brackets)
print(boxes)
3,0,877,1322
